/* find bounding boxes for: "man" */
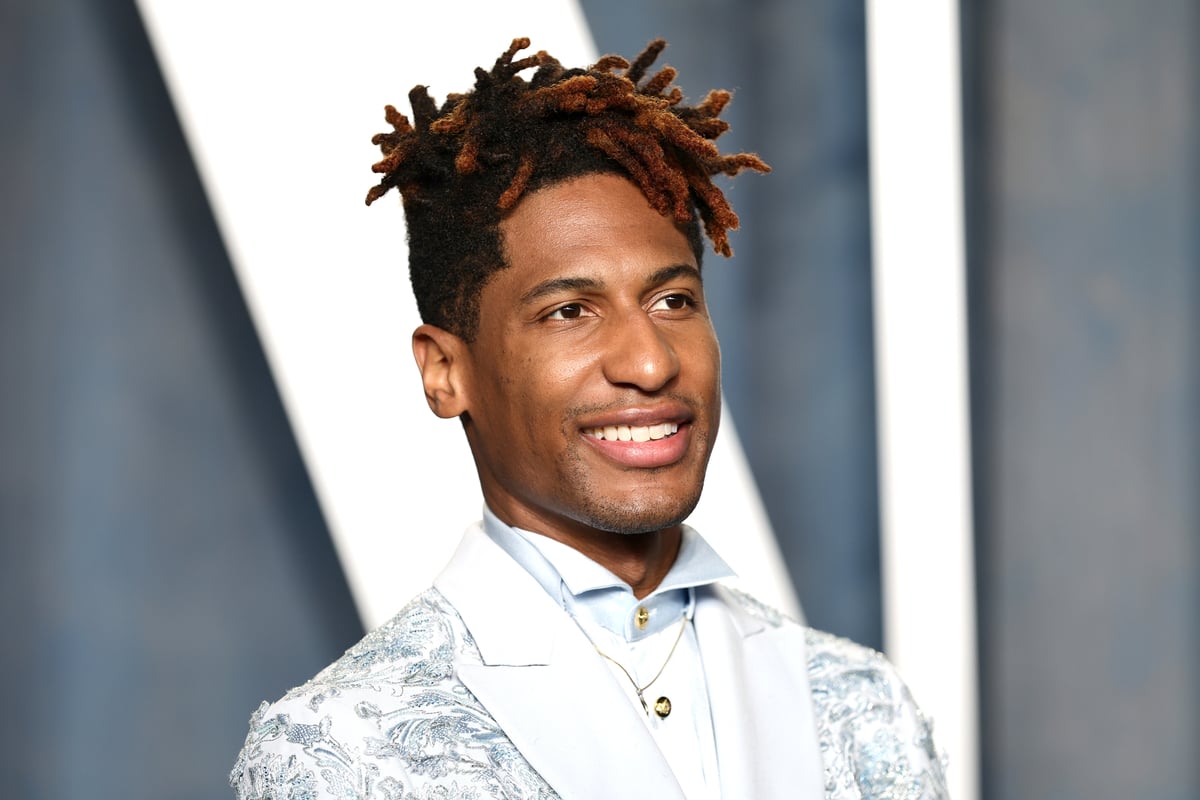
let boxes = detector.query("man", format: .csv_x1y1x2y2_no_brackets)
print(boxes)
231,38,948,799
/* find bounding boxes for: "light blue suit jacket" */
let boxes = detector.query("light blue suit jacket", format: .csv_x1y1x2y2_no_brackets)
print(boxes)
231,525,949,799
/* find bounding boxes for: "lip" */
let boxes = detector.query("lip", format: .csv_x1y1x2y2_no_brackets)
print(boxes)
576,402,692,430
578,402,696,465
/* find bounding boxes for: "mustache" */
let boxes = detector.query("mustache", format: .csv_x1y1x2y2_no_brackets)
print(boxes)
563,392,705,420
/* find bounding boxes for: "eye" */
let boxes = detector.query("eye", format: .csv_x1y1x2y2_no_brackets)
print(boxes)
650,294,695,312
545,303,586,321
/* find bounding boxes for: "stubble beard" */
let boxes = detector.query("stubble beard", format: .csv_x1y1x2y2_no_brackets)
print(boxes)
555,423,712,536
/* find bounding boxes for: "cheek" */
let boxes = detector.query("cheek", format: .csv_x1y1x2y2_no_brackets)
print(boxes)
690,330,722,391
534,343,599,393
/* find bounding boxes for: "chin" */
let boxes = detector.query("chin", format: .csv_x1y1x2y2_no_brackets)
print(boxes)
574,489,702,536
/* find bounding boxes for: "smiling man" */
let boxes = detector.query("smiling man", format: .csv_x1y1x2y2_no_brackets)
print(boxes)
231,39,949,800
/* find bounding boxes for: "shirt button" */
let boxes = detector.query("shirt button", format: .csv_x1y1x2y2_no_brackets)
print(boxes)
635,606,650,629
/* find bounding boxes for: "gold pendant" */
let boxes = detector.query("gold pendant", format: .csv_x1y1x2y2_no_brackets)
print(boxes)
653,696,672,718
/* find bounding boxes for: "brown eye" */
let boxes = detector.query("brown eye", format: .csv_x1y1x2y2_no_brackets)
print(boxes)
651,294,694,311
547,303,585,320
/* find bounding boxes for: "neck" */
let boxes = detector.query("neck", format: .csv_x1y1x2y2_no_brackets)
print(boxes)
559,526,682,599
489,505,683,599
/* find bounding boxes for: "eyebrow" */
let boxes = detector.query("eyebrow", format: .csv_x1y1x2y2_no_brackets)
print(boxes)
518,264,702,307
519,276,603,306
648,264,703,287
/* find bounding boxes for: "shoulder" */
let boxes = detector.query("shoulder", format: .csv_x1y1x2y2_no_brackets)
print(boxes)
297,586,477,701
706,586,914,700
714,589,926,724
712,587,949,798
804,626,904,699
228,587,493,799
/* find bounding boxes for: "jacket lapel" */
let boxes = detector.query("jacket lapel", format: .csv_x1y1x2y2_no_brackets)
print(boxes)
434,525,685,800
694,586,827,800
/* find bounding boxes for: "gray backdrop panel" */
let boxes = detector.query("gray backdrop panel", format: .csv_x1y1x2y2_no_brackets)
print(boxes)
965,1,1200,797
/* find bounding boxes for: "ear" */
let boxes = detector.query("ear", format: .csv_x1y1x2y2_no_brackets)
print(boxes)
412,324,471,419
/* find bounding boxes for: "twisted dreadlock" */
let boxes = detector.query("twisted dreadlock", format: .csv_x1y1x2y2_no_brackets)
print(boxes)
367,38,769,341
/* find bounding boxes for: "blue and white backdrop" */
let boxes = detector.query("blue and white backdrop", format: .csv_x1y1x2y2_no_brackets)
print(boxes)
1,1,1196,799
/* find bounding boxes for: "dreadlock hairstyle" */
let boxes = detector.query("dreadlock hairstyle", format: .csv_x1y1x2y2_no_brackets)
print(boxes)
366,37,769,341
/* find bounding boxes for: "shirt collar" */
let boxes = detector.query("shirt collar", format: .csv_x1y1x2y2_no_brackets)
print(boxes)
481,505,736,642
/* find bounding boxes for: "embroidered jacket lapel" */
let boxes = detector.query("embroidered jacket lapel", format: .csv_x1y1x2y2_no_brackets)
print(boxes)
694,586,827,800
434,525,686,800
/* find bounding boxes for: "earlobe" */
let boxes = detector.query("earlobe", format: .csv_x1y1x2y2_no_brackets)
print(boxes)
412,324,470,419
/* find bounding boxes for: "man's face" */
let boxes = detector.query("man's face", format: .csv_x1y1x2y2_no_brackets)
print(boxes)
458,172,721,542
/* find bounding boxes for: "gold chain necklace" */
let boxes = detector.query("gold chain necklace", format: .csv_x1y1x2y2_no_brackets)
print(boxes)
591,612,688,719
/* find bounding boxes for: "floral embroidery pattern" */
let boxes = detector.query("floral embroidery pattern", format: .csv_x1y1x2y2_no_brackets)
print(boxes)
805,628,950,799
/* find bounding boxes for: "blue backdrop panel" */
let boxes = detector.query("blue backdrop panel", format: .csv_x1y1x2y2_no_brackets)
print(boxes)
964,1,1200,797
580,0,882,648
0,2,362,798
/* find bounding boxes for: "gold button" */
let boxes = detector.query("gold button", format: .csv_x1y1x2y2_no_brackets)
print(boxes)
635,607,650,629
654,696,672,718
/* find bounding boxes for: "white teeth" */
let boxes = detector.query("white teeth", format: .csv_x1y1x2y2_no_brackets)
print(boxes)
585,422,680,441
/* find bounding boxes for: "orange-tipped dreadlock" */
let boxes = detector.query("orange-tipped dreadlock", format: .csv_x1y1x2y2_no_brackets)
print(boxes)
367,37,769,341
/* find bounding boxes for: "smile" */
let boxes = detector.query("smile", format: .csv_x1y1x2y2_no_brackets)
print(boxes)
583,423,680,443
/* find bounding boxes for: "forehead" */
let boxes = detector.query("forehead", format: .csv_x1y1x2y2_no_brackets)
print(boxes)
495,173,698,290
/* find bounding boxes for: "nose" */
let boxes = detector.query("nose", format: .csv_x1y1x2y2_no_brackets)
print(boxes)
601,311,681,392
